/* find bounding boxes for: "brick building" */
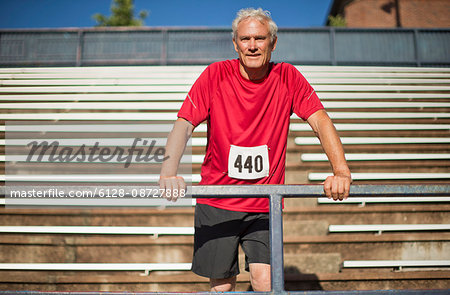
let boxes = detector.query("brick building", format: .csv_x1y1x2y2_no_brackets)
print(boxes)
327,0,450,28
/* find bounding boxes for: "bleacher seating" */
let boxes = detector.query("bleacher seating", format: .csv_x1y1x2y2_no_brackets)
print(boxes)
0,263,192,273
0,65,449,292
0,226,194,235
342,260,450,270
328,224,450,234
317,196,450,205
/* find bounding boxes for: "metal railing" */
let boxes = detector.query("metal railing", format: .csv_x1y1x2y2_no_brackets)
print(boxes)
190,184,450,294
0,27,449,67
2,184,450,294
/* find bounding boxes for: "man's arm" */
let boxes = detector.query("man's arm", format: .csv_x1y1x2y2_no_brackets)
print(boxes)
306,109,351,200
159,118,195,202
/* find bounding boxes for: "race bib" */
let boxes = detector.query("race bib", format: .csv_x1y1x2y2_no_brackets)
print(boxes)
228,145,270,180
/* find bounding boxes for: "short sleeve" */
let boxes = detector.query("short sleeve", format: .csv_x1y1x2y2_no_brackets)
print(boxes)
290,65,324,121
177,66,211,127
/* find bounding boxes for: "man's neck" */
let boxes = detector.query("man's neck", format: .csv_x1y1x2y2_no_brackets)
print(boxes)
239,63,270,81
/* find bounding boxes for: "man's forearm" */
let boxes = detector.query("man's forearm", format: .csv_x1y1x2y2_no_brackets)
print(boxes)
160,118,194,177
307,109,351,200
308,110,351,177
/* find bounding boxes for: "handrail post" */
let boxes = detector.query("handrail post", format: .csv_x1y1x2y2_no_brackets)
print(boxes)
161,28,168,65
269,193,285,293
329,27,337,66
413,29,422,67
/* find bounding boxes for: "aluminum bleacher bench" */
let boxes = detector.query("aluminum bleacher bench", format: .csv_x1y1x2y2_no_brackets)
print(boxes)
0,123,210,133
316,92,450,100
0,226,194,236
328,224,450,234
1,137,207,147
1,101,449,109
0,112,179,121
0,85,193,93
323,101,450,108
0,71,202,79
0,155,205,164
295,65,450,72
2,77,449,85
3,260,448,272
0,102,184,110
309,173,450,181
1,84,448,93
0,112,448,121
0,65,206,74
2,64,449,73
317,197,450,205
308,78,450,84
3,123,448,132
0,174,201,182
0,198,196,207
308,112,450,119
1,93,449,101
291,123,450,131
0,263,192,275
296,137,450,145
2,71,449,80
342,260,450,270
302,153,450,162
0,93,187,101
0,78,197,86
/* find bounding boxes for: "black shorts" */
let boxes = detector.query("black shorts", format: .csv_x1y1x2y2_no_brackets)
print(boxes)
191,203,270,279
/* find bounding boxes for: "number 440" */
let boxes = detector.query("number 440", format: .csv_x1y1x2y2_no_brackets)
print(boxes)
234,155,264,173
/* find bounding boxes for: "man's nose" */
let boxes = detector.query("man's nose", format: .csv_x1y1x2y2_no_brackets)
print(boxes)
248,38,257,51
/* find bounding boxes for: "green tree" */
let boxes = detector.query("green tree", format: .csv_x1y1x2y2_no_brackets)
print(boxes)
328,14,346,27
93,0,148,27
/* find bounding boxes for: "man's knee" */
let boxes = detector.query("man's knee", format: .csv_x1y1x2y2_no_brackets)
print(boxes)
210,277,236,292
249,263,271,291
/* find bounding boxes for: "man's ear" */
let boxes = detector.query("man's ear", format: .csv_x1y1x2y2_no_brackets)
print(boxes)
271,36,278,52
232,38,239,53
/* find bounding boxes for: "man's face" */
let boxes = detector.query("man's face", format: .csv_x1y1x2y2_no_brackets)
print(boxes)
233,18,277,74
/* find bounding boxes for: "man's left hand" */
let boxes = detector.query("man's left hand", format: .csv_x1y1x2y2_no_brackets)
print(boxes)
323,173,352,201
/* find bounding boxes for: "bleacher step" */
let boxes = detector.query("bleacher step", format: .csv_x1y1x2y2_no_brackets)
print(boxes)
284,253,342,273
1,232,448,263
1,269,449,292
283,220,329,236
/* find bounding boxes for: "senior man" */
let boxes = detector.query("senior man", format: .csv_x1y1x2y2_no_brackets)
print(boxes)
159,8,351,292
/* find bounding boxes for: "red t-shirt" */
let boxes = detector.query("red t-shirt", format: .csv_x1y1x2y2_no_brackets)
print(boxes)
178,59,323,212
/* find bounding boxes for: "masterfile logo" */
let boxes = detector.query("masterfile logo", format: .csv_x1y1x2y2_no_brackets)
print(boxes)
26,138,169,168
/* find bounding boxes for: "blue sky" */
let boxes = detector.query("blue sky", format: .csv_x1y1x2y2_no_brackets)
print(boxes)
0,0,334,29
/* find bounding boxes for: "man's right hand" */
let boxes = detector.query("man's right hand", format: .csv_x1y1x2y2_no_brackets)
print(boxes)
159,176,186,202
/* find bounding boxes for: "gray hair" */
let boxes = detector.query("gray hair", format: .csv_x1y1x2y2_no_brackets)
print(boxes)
232,8,278,43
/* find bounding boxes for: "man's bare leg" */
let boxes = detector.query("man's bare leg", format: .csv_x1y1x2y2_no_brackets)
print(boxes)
249,263,271,291
210,276,236,292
